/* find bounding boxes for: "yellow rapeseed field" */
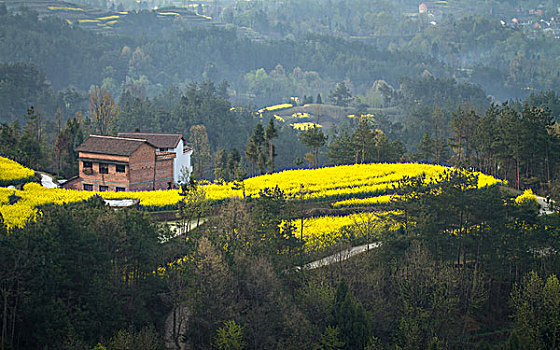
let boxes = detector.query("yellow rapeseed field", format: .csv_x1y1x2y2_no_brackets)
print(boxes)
290,211,401,252
205,162,501,202
0,157,35,182
97,15,120,21
291,112,311,119
0,157,502,235
331,194,395,208
290,122,322,130
257,104,293,114
48,6,84,11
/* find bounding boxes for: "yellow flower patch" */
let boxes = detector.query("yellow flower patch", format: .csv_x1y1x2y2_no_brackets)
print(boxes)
257,104,293,114
48,6,84,11
290,122,322,130
0,156,34,182
291,211,401,252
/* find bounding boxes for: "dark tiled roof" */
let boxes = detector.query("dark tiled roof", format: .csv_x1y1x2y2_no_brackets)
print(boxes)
117,132,185,149
76,135,153,156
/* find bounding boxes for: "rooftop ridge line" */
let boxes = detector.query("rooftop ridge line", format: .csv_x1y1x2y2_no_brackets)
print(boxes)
89,134,149,142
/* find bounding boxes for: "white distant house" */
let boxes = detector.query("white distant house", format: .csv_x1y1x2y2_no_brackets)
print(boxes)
117,132,193,185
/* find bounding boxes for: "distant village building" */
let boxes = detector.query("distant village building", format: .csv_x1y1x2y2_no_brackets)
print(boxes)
63,133,192,192
418,1,445,16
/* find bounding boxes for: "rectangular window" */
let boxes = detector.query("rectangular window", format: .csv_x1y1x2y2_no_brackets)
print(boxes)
99,185,109,192
83,161,92,168
116,187,126,192
116,164,125,173
99,163,109,174
83,184,93,191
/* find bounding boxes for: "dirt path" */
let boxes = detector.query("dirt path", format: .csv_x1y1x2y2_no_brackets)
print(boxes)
297,242,382,270
39,172,58,188
160,218,207,243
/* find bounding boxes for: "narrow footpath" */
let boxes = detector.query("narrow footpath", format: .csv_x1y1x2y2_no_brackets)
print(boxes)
298,242,381,270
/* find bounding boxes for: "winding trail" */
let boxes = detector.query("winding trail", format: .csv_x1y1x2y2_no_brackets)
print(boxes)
298,242,381,270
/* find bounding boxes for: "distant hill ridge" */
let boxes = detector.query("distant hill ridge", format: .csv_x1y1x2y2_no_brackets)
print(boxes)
2,0,214,34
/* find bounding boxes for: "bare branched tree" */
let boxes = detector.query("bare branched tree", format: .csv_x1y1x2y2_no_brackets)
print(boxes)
89,86,118,135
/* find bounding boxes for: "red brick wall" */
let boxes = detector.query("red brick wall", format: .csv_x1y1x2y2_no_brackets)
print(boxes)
77,152,130,191
62,177,82,190
129,143,157,191
155,158,174,190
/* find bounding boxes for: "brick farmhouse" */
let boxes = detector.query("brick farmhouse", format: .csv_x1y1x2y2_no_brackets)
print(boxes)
63,133,192,192
117,132,192,185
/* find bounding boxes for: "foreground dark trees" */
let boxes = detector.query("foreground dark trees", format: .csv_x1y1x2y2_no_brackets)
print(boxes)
1,174,560,349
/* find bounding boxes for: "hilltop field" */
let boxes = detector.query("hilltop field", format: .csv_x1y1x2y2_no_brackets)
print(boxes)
258,103,399,131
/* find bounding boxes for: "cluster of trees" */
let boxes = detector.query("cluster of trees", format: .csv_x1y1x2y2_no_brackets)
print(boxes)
3,0,560,114
414,102,559,191
0,78,308,180
0,5,447,108
3,169,559,349
219,0,560,100
0,198,170,349
327,117,405,165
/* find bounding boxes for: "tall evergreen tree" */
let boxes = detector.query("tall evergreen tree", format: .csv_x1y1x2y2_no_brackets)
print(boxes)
265,118,278,173
329,82,353,107
299,126,327,168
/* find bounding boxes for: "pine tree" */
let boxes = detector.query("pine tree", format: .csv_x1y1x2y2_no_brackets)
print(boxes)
299,126,327,168
245,137,259,176
329,82,353,107
264,118,278,173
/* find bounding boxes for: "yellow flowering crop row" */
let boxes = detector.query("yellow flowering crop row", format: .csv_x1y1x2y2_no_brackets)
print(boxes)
48,6,84,11
257,104,293,114
290,122,322,130
291,211,401,252
331,194,395,208
157,12,180,16
98,15,120,21
291,112,311,119
0,156,35,182
274,115,285,122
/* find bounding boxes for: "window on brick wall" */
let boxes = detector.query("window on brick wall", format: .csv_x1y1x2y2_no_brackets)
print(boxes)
99,163,109,174
116,187,126,192
83,161,92,169
116,164,125,173
83,184,93,191
99,185,109,191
